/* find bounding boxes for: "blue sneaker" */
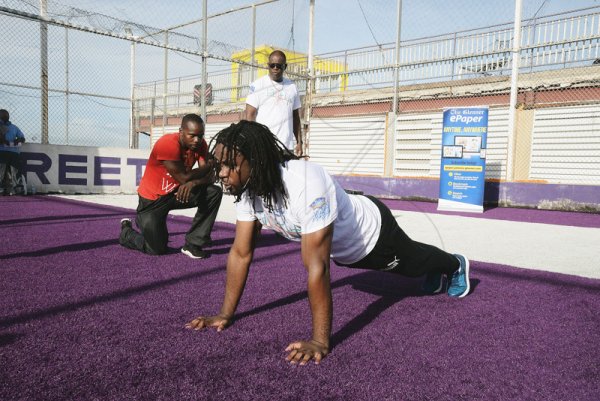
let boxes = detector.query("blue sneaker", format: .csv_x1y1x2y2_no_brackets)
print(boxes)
447,254,470,298
422,273,445,294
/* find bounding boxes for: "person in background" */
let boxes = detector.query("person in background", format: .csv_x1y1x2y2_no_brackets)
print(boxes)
0,109,26,196
119,113,222,259
245,50,303,156
186,121,471,365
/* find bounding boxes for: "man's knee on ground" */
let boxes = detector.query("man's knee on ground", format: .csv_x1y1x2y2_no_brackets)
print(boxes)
145,243,168,256
142,234,169,255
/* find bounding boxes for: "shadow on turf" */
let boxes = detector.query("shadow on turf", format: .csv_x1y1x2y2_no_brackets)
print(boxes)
470,278,481,293
0,265,225,329
235,270,430,349
163,231,291,256
0,212,128,226
168,231,289,248
0,332,22,347
0,244,302,329
0,239,120,260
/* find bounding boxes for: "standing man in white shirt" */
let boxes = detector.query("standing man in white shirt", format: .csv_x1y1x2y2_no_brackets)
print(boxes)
245,50,303,155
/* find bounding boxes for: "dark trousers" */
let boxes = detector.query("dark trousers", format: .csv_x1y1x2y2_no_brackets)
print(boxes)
336,196,459,277
0,151,23,194
119,184,223,255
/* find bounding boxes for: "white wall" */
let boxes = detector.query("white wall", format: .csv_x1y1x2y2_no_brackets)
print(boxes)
309,104,600,185
531,105,600,185
308,115,386,175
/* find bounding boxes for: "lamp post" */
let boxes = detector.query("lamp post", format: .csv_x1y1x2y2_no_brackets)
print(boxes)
125,26,138,149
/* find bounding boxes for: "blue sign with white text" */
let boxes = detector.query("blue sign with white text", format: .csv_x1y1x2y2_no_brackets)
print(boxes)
438,107,488,213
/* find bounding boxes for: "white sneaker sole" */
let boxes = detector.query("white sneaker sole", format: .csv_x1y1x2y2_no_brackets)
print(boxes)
120,218,132,230
181,248,205,259
455,255,470,298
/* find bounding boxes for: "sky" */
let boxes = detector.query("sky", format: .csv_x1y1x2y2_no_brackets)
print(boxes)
37,0,600,53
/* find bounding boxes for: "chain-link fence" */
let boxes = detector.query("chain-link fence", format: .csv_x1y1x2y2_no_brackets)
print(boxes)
305,1,600,188
2,0,599,188
2,0,137,147
132,0,308,148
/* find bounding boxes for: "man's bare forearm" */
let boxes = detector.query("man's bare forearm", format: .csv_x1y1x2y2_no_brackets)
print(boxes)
307,263,332,347
301,226,334,348
245,104,257,121
175,164,215,187
187,163,213,180
220,249,252,318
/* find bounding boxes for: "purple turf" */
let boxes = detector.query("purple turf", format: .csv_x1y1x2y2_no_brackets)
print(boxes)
379,198,600,228
1,196,599,401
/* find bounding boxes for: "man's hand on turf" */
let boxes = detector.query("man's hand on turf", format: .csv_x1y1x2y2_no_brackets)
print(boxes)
285,340,329,365
185,314,232,332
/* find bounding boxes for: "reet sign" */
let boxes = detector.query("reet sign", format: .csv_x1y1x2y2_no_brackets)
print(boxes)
19,143,149,194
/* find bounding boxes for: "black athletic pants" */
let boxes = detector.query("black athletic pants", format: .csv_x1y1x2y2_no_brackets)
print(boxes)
119,184,223,255
336,196,459,277
0,151,23,194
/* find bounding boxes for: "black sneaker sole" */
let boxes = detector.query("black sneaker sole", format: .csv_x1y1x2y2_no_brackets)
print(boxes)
422,275,445,294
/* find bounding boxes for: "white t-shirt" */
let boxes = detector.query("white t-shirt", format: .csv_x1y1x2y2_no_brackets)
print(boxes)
236,160,381,265
246,75,302,149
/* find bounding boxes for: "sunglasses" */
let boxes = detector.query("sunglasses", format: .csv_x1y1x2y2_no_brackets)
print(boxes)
268,63,286,70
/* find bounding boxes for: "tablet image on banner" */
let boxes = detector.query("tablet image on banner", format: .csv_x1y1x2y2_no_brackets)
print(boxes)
437,107,488,213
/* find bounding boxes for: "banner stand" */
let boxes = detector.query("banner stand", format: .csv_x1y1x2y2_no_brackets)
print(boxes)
437,107,488,213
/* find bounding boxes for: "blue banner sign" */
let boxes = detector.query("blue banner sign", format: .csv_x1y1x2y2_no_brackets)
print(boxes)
437,107,488,213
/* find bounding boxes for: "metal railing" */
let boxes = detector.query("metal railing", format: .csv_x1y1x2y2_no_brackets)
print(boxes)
132,6,600,108
312,7,600,89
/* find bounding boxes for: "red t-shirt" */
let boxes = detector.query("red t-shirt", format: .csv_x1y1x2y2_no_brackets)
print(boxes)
138,133,208,200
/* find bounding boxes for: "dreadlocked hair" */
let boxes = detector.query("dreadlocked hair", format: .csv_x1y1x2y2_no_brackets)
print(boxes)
210,120,299,211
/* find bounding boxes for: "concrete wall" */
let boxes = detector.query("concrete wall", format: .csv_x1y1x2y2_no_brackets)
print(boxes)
18,127,598,212
334,175,600,212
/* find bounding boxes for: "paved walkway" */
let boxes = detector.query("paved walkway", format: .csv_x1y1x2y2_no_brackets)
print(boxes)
55,194,600,279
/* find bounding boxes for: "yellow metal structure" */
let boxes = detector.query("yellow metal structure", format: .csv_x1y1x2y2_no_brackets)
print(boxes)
231,44,347,101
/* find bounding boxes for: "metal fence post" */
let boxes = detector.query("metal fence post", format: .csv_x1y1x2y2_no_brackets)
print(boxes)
201,0,208,122
451,32,458,80
506,0,523,182
163,30,169,135
65,27,69,145
176,77,181,117
251,4,257,84
40,0,49,144
151,82,156,143
304,0,315,156
386,0,402,177
391,0,402,116
125,26,137,149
